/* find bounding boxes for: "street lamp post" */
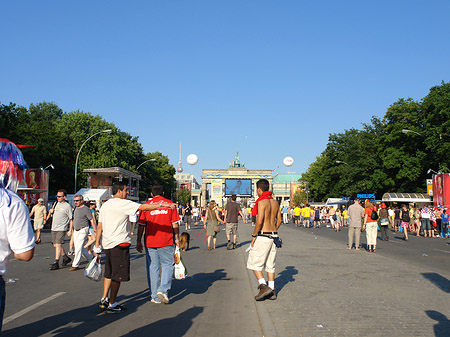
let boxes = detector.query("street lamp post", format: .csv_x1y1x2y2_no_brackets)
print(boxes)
136,158,156,171
401,129,422,136
336,160,349,165
74,129,112,193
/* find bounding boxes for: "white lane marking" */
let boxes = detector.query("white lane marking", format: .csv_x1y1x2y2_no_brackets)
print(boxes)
3,292,66,324
433,249,450,254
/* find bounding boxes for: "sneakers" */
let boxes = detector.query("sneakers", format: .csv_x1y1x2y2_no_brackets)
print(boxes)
233,243,237,249
49,262,59,270
227,242,233,250
254,284,274,301
69,266,80,271
157,292,169,304
107,304,126,314
62,255,72,266
99,298,109,310
150,298,162,304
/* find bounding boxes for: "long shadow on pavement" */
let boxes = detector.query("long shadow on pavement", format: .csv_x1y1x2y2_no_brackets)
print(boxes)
170,269,229,303
422,273,450,293
275,266,298,294
3,289,149,337
425,310,450,337
122,306,204,337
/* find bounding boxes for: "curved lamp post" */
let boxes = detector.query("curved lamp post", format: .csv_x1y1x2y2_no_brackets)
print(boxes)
336,160,349,165
74,129,112,193
136,158,156,171
401,129,422,136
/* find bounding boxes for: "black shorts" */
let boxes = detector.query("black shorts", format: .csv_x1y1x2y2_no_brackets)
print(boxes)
104,245,130,282
252,216,256,223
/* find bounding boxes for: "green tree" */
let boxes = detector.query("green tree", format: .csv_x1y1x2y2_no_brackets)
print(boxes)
136,152,176,201
176,188,191,206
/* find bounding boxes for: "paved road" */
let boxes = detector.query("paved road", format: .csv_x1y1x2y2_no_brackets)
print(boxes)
2,225,261,337
293,222,450,275
239,221,450,337
3,220,450,336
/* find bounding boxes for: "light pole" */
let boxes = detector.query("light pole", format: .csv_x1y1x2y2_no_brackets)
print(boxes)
336,160,349,165
136,158,156,171
74,129,112,193
401,129,422,136
44,164,55,170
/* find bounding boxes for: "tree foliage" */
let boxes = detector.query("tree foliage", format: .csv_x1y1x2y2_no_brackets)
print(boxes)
175,188,191,206
0,101,176,199
302,82,450,201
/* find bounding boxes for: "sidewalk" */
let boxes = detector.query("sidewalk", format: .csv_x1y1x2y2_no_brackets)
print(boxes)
238,221,450,337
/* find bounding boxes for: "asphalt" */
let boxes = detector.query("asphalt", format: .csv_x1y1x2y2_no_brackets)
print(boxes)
3,220,450,336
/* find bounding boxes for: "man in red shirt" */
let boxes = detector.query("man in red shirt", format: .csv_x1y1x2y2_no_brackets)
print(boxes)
137,185,181,304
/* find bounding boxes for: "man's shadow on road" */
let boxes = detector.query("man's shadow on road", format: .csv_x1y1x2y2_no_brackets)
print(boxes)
425,310,450,337
122,306,204,337
170,268,229,302
422,273,450,293
275,266,298,294
2,289,149,337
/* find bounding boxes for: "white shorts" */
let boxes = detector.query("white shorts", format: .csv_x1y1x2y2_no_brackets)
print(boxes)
34,220,44,230
247,236,277,273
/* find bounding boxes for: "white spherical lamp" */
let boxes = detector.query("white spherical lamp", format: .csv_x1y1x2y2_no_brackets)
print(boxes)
186,154,198,165
283,156,294,167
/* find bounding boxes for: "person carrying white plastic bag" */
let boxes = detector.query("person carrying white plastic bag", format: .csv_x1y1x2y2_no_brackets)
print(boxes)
85,255,102,282
174,246,187,280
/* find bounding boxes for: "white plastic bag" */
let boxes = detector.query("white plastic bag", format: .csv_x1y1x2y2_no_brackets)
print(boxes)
84,256,102,282
174,246,187,280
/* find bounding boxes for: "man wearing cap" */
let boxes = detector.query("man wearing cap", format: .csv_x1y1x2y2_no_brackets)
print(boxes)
347,198,365,250
0,139,35,333
30,198,47,244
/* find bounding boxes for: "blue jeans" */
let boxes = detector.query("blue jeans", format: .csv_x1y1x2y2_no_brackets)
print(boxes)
0,276,5,333
145,245,175,299
442,222,449,236
422,218,431,231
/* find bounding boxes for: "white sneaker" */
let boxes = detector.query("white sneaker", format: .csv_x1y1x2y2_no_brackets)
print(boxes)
157,292,169,304
150,298,162,304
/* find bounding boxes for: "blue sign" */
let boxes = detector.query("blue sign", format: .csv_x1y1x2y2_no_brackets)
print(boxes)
357,193,375,199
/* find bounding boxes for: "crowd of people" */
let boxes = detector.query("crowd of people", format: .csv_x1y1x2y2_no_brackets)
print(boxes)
278,200,449,252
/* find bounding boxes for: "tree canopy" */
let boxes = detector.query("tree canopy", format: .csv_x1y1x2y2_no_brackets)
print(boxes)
0,101,176,199
301,81,450,201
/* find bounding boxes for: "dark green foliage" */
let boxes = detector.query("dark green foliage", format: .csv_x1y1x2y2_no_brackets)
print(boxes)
0,101,175,199
302,82,450,201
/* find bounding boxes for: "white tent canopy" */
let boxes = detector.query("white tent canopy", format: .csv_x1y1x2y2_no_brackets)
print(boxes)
69,188,111,208
381,192,431,203
326,198,350,206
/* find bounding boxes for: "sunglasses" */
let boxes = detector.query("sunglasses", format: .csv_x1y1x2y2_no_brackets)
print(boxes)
56,195,64,198
74,200,81,202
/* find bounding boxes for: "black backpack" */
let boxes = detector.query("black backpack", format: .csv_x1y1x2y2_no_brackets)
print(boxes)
371,209,378,220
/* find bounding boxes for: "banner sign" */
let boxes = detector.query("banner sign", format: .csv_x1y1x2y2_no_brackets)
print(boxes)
433,173,450,208
211,179,223,207
357,193,375,200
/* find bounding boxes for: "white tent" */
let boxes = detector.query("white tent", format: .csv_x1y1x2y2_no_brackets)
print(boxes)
70,188,111,208
326,198,350,206
381,192,431,204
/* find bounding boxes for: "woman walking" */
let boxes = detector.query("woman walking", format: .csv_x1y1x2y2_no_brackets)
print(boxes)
203,200,225,250
363,200,378,252
400,204,410,241
379,203,390,241
334,208,341,232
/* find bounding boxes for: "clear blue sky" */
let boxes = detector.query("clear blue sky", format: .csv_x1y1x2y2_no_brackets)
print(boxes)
2,1,449,182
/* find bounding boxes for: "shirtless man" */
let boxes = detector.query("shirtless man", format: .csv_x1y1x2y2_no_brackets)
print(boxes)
247,179,282,301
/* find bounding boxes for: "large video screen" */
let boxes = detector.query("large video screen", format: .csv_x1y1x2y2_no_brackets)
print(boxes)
225,179,252,196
